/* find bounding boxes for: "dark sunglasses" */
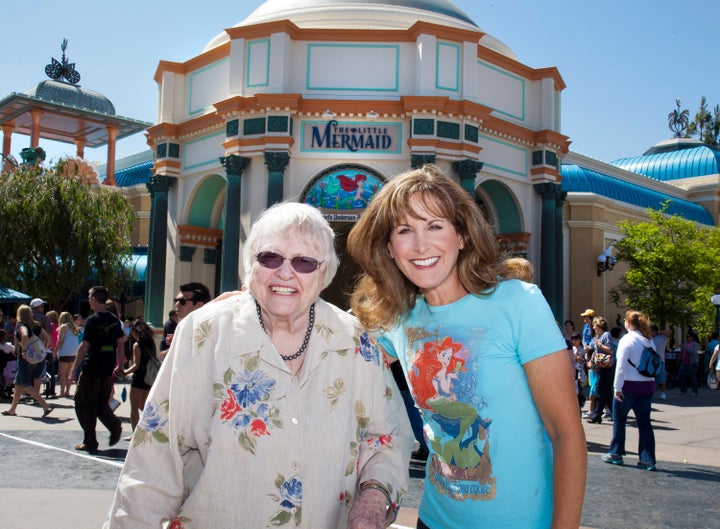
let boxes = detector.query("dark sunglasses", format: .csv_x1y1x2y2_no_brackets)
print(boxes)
174,297,194,306
256,251,323,274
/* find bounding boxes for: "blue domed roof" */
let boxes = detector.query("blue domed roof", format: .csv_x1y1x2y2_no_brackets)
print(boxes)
611,141,720,182
24,80,116,116
561,163,714,225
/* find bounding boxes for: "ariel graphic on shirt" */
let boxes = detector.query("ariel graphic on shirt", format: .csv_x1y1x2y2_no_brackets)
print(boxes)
409,336,495,500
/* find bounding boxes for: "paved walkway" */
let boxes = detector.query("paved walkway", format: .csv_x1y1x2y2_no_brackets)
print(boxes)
1,381,719,529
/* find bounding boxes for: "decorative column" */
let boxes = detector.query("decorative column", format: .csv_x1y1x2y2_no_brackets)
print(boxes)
411,154,436,169
144,174,174,326
264,151,290,207
555,190,567,319
28,110,43,148
534,182,562,319
2,124,14,159
452,159,483,196
75,138,86,159
104,126,119,186
220,155,250,292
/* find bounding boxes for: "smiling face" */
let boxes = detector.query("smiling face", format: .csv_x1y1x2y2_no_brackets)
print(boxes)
249,234,325,327
387,193,466,306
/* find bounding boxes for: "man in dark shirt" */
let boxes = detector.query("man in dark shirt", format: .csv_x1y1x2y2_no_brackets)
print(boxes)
71,286,125,454
159,309,178,358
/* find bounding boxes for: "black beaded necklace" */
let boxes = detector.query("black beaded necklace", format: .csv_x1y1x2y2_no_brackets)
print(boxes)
255,301,315,361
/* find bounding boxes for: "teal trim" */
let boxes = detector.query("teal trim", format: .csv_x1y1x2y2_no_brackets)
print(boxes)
188,174,226,228
246,38,271,88
480,180,521,233
182,132,225,170
554,91,559,131
436,42,460,92
188,58,229,115
306,44,399,91
464,124,478,143
478,134,529,177
437,121,460,140
268,115,289,133
243,117,267,135
413,118,435,135
476,60,525,121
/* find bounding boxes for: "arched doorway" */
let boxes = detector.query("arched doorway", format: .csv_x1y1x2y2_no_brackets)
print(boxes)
303,164,386,309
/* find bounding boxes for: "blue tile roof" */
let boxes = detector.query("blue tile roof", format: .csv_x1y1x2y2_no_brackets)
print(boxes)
611,145,720,181
113,161,153,187
561,164,714,225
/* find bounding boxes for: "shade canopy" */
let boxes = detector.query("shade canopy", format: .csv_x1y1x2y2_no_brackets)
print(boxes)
0,287,32,304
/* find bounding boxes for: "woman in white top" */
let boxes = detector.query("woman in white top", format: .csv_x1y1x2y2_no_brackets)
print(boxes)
54,311,81,398
601,310,657,470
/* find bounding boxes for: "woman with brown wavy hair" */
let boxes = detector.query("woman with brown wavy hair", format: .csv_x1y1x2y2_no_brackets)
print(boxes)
348,165,586,529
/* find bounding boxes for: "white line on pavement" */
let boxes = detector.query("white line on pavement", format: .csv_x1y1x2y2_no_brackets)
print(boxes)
0,431,124,468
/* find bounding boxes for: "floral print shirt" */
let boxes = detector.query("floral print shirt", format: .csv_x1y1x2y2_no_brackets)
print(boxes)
104,293,412,529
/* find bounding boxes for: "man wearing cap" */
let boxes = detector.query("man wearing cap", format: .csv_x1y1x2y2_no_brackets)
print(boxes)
580,309,596,352
30,298,51,335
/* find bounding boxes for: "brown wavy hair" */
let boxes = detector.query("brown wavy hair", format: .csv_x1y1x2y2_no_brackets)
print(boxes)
347,165,502,331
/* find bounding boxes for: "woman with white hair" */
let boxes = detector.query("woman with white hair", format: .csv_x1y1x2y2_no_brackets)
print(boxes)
105,202,412,529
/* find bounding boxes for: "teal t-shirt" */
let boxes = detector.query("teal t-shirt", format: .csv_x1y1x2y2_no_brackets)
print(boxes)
378,279,566,529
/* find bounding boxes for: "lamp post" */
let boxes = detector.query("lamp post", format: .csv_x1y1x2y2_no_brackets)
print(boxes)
596,244,617,276
711,294,720,335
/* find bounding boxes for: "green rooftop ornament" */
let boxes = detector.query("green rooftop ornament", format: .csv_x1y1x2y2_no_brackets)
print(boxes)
20,147,46,165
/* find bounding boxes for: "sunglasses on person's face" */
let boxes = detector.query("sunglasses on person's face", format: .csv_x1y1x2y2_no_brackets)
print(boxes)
256,251,323,274
174,297,195,306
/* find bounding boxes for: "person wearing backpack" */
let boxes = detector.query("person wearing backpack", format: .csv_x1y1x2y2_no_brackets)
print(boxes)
601,310,658,471
2,304,54,418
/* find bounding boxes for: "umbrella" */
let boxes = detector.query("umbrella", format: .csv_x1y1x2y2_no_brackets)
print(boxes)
0,287,32,304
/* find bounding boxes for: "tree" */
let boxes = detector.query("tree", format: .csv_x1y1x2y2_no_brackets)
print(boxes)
686,96,719,148
0,158,136,309
609,203,720,336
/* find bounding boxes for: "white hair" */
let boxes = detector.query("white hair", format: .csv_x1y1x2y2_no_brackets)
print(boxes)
242,202,339,288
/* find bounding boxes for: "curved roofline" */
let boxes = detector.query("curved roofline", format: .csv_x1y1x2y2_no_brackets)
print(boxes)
611,145,720,182
561,163,714,226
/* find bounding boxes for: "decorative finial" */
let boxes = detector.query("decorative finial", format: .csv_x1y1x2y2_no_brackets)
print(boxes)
45,39,81,84
667,98,689,138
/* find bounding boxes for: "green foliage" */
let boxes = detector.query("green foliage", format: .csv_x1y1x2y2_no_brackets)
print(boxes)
686,96,720,149
609,203,720,337
0,159,136,309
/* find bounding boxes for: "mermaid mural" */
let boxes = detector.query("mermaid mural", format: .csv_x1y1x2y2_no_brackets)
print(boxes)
304,166,383,210
408,335,495,500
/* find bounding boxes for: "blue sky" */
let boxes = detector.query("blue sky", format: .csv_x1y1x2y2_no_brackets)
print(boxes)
2,0,718,165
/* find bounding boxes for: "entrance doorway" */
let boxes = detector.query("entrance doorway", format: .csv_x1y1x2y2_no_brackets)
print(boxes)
322,222,361,311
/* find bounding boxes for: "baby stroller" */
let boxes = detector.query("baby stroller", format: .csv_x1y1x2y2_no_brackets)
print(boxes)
1,342,17,399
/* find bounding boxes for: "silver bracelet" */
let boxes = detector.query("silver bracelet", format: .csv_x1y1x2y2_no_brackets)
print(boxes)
359,481,396,526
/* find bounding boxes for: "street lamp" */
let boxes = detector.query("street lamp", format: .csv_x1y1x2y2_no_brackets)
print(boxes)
711,294,720,335
596,244,617,276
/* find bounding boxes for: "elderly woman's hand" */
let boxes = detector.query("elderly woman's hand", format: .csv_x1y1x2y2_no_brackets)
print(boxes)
347,488,389,529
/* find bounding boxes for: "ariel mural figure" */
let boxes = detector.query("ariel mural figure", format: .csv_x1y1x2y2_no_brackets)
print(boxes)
305,167,383,210
408,336,495,498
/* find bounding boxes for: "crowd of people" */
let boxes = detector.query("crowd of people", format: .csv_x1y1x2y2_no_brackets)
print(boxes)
0,281,211,452
2,164,720,528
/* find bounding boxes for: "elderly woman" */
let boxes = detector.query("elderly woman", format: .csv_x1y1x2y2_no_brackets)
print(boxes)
347,165,586,529
104,202,412,529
